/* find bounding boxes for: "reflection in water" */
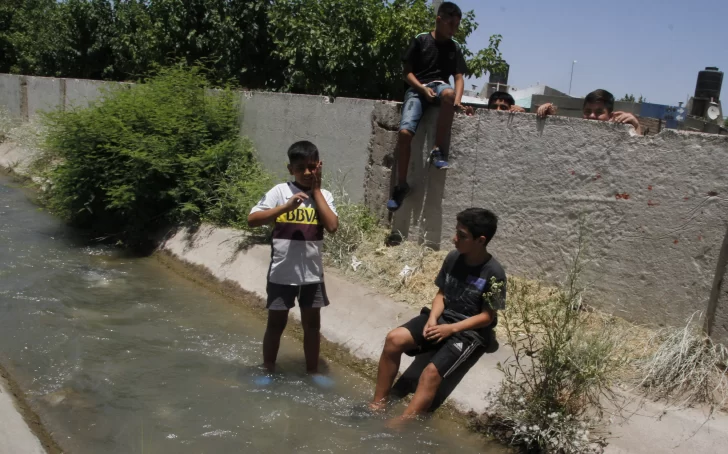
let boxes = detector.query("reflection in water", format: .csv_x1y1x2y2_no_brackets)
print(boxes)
0,175,506,454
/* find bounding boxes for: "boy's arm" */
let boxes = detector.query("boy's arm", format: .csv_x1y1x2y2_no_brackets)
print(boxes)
453,73,465,106
424,305,495,343
311,162,338,233
404,63,436,102
450,308,495,333
247,190,308,227
452,74,474,115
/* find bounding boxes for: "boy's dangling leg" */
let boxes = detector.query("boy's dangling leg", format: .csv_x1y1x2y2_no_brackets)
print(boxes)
430,88,456,169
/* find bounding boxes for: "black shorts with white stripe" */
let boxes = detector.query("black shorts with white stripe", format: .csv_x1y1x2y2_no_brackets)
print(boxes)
400,314,483,379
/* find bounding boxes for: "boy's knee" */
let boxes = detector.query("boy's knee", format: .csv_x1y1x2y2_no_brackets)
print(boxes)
419,363,443,388
398,129,414,142
266,312,288,333
302,316,320,333
440,89,455,105
383,329,409,353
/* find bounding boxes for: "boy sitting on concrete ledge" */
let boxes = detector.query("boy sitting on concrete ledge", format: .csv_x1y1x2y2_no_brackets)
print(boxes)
370,208,506,424
387,1,474,212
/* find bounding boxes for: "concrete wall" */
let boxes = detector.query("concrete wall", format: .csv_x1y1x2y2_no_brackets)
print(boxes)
0,74,117,121
240,92,375,202
0,74,23,117
364,106,728,341
3,73,728,343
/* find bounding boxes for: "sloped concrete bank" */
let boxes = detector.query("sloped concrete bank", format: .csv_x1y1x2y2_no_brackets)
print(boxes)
160,224,728,454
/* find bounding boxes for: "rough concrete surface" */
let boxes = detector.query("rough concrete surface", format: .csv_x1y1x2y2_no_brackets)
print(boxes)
26,76,62,118
370,107,728,342
160,223,728,454
240,92,375,202
3,73,728,340
0,377,46,454
446,111,728,338
0,142,41,175
0,74,23,118
64,78,114,110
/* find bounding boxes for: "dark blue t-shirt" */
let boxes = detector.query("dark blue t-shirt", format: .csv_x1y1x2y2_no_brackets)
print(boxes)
434,250,507,344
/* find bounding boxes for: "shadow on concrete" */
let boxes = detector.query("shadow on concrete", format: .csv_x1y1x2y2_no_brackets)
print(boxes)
391,336,499,412
391,349,485,412
390,109,447,249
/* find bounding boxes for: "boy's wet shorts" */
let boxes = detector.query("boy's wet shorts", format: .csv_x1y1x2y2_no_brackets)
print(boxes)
400,313,484,379
399,81,454,134
266,282,330,311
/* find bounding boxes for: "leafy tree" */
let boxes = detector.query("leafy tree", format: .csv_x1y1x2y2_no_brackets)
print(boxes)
268,0,504,99
2,0,505,100
619,93,646,103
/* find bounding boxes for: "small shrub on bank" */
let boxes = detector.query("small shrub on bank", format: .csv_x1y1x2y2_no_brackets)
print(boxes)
486,237,628,453
39,66,271,246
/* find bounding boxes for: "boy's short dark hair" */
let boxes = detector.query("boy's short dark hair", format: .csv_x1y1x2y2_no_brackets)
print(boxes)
583,89,615,114
488,91,515,108
287,140,319,163
456,208,498,245
438,2,462,19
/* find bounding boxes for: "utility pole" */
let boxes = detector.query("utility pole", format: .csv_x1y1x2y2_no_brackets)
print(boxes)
568,60,577,96
433,0,443,14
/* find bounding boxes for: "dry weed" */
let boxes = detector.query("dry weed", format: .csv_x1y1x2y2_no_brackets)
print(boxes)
636,313,728,410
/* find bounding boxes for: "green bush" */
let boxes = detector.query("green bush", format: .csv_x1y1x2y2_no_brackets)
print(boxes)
41,65,271,246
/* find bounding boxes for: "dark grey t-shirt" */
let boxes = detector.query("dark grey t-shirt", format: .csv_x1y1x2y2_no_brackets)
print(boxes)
433,250,507,344
402,32,467,85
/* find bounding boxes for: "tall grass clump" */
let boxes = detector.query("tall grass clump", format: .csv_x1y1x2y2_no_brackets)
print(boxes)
485,233,629,453
39,66,271,246
637,313,728,410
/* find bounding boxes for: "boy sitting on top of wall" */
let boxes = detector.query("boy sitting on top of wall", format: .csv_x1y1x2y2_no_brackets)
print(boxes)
387,1,474,212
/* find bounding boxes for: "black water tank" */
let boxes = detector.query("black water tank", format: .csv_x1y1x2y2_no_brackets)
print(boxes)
694,67,723,100
489,61,510,85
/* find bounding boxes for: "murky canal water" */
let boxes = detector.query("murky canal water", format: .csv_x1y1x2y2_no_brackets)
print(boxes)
0,174,505,453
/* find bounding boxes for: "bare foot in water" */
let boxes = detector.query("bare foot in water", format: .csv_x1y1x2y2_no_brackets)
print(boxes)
385,415,414,431
367,401,387,412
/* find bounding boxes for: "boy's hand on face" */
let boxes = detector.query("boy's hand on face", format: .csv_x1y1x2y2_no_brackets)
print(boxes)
285,192,309,212
424,323,455,343
312,161,323,190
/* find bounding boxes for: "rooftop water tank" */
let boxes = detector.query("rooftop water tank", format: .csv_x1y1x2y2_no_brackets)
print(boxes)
694,67,723,100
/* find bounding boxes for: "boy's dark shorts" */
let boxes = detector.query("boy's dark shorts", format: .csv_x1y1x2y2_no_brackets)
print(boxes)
266,282,330,311
401,313,484,379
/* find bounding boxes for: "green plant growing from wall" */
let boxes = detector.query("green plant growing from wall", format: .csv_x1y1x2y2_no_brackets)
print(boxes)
40,65,271,247
485,227,630,453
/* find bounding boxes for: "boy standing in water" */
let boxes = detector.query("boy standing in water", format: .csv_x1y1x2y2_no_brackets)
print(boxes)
248,141,338,375
370,208,506,422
